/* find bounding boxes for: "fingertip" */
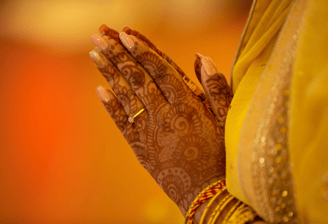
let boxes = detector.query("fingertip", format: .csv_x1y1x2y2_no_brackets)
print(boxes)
91,34,108,50
119,32,135,49
194,53,204,84
195,53,204,59
122,26,132,32
200,66,207,81
98,24,109,34
201,56,218,77
89,49,105,67
95,85,111,103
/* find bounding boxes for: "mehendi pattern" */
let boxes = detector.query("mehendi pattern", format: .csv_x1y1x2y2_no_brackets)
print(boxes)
91,27,228,215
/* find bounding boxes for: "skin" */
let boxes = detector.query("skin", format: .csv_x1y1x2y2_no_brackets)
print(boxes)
90,26,233,216
194,54,233,132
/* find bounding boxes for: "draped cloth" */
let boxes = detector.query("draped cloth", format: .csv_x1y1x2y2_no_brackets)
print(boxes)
225,0,328,222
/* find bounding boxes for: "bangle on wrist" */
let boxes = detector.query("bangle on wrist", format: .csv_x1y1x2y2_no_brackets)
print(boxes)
207,194,235,224
221,201,243,223
199,189,228,224
185,178,258,224
225,202,258,224
185,179,226,224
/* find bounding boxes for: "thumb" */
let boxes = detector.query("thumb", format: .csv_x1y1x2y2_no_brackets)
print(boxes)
199,55,233,131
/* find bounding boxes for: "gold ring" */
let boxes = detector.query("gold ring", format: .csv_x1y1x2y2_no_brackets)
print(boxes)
128,108,145,123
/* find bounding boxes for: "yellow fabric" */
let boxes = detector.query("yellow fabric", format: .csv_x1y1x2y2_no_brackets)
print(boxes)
232,0,293,93
225,0,293,203
235,0,307,220
226,0,328,222
290,0,328,222
225,34,278,203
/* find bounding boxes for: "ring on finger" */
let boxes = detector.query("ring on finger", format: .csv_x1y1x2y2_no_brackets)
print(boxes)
128,108,145,123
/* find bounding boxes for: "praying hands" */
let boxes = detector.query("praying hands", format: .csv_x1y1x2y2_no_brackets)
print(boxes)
89,25,233,217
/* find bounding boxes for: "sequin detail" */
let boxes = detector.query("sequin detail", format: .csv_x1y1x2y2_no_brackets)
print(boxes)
250,1,308,222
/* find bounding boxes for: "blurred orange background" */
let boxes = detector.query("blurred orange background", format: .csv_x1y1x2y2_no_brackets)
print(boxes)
0,0,251,223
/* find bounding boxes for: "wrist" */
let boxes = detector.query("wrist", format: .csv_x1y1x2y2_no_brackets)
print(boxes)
184,179,226,223
193,189,230,224
185,183,260,224
179,176,224,216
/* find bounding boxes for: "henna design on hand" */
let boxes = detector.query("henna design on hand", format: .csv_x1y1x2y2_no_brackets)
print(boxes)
91,26,229,216
123,26,208,102
195,54,234,132
91,48,141,117
205,75,233,128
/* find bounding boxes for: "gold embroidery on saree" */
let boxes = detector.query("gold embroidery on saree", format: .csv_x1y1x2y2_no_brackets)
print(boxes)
250,0,309,222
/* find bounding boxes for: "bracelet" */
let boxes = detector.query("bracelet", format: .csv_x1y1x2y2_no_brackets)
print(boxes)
225,203,257,224
208,194,235,224
199,189,228,224
209,198,258,224
222,201,242,224
185,179,226,224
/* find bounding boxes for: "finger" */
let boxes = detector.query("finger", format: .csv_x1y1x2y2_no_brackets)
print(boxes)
194,53,204,84
123,26,206,101
122,27,190,81
119,31,195,105
89,47,144,117
100,25,206,101
95,85,129,133
200,56,233,131
99,24,121,43
95,85,141,143
91,31,168,113
122,26,186,77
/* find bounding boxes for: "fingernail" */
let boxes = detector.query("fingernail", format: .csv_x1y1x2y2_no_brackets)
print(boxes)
201,56,218,76
119,32,134,49
89,49,105,67
96,86,110,103
98,24,109,34
91,34,108,50
195,53,204,59
122,26,132,32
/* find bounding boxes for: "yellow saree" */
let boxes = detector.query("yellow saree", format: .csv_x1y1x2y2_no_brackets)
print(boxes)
225,0,328,223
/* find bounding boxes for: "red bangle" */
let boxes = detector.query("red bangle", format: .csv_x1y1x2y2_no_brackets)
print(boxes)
185,179,226,224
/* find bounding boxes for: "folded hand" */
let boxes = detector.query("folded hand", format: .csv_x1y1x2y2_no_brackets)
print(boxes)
90,25,231,215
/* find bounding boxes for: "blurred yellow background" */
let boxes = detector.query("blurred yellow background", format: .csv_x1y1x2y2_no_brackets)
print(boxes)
0,0,251,223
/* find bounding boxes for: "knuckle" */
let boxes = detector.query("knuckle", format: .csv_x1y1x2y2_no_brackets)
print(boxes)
128,71,145,89
100,63,117,83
